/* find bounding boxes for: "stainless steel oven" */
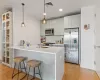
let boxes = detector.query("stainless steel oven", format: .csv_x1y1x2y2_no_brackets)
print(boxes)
45,28,54,36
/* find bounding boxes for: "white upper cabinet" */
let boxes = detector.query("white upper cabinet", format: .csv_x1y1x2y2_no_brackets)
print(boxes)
71,15,81,28
64,14,81,28
41,14,81,36
64,16,71,28
40,18,64,36
40,21,50,35
50,18,64,35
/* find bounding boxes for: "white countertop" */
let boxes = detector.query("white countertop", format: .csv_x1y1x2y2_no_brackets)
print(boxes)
10,46,63,54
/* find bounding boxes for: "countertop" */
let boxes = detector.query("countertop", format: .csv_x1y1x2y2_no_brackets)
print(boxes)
10,46,63,54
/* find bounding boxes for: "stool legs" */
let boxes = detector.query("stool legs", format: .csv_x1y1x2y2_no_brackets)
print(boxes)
27,65,42,80
12,61,27,80
20,61,27,80
27,66,31,80
12,62,21,80
12,62,16,78
27,67,35,80
23,61,27,72
33,68,35,79
17,63,20,80
38,66,42,80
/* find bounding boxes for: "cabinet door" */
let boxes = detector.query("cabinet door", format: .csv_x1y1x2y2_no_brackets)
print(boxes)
68,16,72,28
64,14,81,28
64,17,69,28
40,21,50,36
71,14,81,28
40,24,45,36
64,16,72,28
50,18,64,35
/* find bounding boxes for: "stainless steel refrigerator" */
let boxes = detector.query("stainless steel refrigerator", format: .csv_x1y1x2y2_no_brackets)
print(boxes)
64,28,79,64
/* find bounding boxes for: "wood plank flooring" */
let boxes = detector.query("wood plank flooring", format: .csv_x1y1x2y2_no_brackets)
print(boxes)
63,63,100,80
0,63,99,80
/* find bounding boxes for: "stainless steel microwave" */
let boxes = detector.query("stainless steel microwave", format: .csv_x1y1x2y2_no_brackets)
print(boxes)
45,28,54,36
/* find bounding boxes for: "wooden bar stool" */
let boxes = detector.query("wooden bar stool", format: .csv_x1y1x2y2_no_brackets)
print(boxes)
12,57,27,80
27,60,42,80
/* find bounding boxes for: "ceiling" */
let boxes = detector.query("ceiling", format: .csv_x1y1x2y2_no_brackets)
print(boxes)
0,0,96,20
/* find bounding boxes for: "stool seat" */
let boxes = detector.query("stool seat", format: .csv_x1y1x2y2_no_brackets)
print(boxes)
27,60,41,67
14,57,26,63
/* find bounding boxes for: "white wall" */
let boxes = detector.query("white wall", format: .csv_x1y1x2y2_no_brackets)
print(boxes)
0,19,2,60
81,6,95,70
95,2,100,76
13,7,40,46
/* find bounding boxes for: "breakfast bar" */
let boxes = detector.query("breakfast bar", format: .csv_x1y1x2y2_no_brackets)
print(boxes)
11,46,64,80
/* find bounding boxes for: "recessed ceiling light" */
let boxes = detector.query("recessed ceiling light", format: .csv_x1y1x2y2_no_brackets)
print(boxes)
43,13,46,15
59,8,63,12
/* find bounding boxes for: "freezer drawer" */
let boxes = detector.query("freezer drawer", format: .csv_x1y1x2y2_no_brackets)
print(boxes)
65,50,78,64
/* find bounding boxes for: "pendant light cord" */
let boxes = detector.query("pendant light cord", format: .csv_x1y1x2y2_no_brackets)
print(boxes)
44,0,46,18
22,3,25,23
42,0,47,24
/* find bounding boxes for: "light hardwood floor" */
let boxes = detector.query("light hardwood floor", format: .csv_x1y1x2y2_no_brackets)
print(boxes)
63,63,100,80
0,63,99,80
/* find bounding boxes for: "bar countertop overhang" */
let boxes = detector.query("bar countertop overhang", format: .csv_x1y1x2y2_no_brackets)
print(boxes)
10,46,64,54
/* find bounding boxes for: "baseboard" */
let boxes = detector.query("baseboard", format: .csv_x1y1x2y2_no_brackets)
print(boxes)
80,65,95,71
96,71,100,78
0,60,2,63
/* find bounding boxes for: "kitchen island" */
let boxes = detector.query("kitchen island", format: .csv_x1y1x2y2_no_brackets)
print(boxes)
11,46,64,80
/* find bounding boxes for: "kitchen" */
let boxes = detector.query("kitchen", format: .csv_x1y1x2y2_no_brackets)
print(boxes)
0,0,100,80
41,14,81,64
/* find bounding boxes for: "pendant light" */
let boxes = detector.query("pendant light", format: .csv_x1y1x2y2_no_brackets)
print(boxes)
21,3,25,27
42,0,47,24
42,17,47,24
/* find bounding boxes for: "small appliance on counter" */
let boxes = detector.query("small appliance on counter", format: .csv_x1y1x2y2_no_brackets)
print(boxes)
41,36,46,43
20,40,25,46
26,42,31,47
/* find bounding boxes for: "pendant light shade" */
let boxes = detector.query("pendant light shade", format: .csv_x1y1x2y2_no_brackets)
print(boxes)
42,17,47,24
21,22,25,27
42,0,47,24
21,3,25,27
